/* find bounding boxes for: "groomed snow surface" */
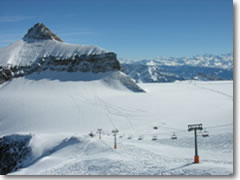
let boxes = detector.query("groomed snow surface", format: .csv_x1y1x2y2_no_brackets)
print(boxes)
0,75,233,175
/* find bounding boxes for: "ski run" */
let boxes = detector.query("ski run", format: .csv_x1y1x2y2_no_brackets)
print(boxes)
0,74,233,175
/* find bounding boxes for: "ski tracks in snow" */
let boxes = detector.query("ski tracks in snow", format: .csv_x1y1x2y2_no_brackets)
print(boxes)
190,81,233,100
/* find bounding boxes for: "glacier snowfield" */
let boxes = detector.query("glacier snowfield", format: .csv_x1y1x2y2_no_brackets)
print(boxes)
0,76,233,175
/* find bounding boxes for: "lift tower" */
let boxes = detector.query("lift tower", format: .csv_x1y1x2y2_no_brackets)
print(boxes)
97,128,102,140
112,129,119,149
188,123,203,163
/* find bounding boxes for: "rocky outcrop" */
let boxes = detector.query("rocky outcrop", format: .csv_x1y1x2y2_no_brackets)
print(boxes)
23,23,62,42
0,52,120,80
0,134,32,175
31,52,120,73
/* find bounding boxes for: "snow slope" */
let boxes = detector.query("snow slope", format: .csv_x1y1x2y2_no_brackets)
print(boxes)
0,23,108,67
0,77,233,175
0,39,107,66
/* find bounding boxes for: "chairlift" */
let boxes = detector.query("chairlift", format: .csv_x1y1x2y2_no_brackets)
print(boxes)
88,132,94,138
202,128,209,137
171,132,177,140
112,129,119,134
153,126,158,130
138,136,143,140
127,136,132,140
152,135,157,141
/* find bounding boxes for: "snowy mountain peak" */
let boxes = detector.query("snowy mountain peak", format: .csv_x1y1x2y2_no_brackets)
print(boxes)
23,23,63,42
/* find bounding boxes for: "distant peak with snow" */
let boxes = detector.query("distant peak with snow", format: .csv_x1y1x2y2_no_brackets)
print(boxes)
23,23,63,42
120,53,233,70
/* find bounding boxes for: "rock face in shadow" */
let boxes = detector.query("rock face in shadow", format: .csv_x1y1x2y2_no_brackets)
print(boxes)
26,52,121,74
0,135,83,175
0,52,121,85
23,23,63,42
0,135,32,175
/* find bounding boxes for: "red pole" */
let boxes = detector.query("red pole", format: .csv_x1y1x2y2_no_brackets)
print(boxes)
194,129,199,163
194,156,199,163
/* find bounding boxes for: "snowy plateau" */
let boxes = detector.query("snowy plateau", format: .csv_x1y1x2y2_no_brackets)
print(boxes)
0,23,233,175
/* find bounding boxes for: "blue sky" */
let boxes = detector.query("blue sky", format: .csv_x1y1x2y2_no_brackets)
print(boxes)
0,0,233,59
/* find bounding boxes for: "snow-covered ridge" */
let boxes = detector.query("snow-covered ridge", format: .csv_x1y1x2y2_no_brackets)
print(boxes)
0,23,108,67
0,39,108,67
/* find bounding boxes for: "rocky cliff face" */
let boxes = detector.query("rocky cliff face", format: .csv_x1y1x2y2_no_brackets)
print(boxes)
0,135,32,175
28,52,120,73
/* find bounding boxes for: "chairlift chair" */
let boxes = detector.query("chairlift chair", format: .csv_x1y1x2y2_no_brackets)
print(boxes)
88,132,94,138
153,126,158,130
138,136,143,140
152,135,157,141
171,132,177,140
127,136,132,140
202,128,209,137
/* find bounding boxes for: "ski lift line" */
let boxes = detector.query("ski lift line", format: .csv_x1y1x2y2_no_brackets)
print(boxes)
204,123,232,129
157,124,186,132
156,123,232,134
141,123,232,138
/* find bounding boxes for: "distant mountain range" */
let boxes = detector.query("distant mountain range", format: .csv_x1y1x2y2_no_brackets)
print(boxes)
120,54,233,83
0,23,233,85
